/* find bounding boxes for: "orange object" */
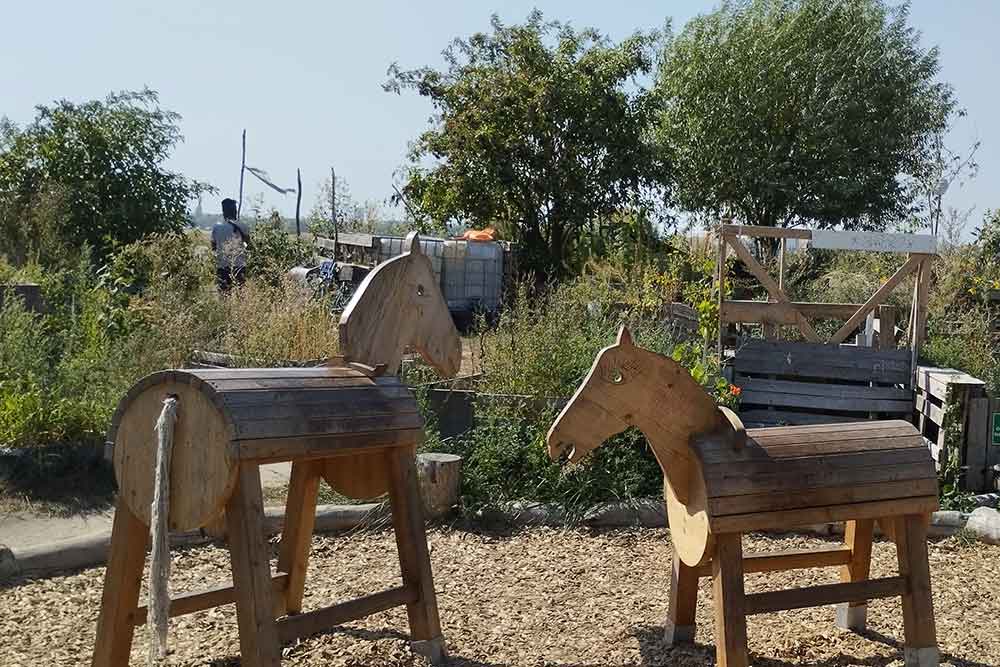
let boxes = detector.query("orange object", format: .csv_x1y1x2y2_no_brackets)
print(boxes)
460,227,497,241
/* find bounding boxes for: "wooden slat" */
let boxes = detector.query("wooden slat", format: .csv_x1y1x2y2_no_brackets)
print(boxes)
228,397,418,423
707,478,938,516
726,237,821,342
276,585,417,643
705,459,934,498
722,301,865,325
830,255,922,344
233,412,424,440
695,545,853,577
734,376,912,401
740,389,913,414
733,358,910,385
737,410,867,426
131,574,290,625
722,224,813,240
914,393,945,427
915,366,985,398
809,229,937,254
189,367,361,379
710,495,939,533
744,576,906,615
238,428,424,463
221,386,412,407
745,419,909,438
698,435,925,464
203,377,378,392
966,397,991,491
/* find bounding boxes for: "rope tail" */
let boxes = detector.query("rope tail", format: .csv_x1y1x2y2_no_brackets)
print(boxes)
149,396,178,666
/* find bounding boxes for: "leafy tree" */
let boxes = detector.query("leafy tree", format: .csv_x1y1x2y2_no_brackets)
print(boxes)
385,12,671,278
655,0,955,232
0,89,209,265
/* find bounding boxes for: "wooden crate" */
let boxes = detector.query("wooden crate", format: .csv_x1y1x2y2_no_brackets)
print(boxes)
913,366,991,491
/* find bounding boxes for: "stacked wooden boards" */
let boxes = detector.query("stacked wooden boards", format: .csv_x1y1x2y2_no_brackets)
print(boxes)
690,419,938,533
729,339,914,426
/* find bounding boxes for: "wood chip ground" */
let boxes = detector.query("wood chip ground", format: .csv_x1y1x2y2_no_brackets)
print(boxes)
1,527,997,666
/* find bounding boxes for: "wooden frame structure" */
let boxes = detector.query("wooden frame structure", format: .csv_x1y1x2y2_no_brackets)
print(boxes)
716,223,936,373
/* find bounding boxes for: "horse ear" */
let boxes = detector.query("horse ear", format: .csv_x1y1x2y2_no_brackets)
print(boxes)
404,231,422,255
616,325,634,347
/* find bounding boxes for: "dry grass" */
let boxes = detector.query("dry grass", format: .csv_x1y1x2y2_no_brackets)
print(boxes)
1,527,997,667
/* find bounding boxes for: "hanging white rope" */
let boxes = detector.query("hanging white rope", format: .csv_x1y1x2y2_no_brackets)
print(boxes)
148,396,178,666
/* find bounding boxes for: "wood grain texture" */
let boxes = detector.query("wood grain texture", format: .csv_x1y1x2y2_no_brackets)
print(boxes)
91,499,148,667
745,576,906,615
712,533,748,667
226,463,281,667
113,378,237,532
277,460,322,615
339,232,461,376
894,514,937,651
695,544,853,578
666,551,699,644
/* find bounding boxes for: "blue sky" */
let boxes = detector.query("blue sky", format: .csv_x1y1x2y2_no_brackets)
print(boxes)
2,1,995,230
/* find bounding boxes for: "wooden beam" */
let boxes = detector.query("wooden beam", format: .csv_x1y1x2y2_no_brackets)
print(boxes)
722,224,812,240
276,585,417,643
710,495,939,533
829,255,923,344
131,574,290,625
744,576,906,615
695,545,853,577
910,256,932,374
722,301,870,324
717,231,728,359
725,237,821,342
810,229,937,254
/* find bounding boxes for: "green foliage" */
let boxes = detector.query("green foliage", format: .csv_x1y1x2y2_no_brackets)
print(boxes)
655,0,955,230
246,211,314,286
386,11,671,278
0,89,210,265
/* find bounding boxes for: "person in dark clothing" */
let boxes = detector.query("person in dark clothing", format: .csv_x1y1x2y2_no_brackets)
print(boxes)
211,198,250,292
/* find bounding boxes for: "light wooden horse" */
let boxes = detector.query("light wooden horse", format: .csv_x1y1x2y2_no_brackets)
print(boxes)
547,327,939,667
324,231,462,500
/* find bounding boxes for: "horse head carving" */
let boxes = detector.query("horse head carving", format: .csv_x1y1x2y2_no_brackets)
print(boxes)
339,232,461,377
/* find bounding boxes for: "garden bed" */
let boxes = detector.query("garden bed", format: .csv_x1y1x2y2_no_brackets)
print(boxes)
1,527,997,666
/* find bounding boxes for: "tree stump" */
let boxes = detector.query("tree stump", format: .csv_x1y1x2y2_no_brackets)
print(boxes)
417,453,462,519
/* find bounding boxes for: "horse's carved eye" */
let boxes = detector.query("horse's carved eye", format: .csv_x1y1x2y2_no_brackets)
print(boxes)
611,369,624,384
417,284,425,296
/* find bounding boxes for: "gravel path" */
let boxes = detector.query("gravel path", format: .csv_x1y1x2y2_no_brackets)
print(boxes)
1,527,997,666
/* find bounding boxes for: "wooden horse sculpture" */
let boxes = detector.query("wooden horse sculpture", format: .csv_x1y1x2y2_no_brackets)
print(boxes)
93,233,461,667
325,230,462,500
547,327,939,667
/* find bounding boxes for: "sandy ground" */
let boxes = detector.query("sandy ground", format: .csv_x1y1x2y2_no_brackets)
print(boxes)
1,527,997,667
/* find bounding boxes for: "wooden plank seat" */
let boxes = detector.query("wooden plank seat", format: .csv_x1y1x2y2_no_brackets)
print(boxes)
729,339,915,426
548,328,940,667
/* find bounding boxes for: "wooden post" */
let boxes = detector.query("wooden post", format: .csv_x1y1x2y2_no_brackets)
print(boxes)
665,551,699,644
294,168,303,238
878,304,897,350
277,460,322,615
717,225,728,360
835,519,874,631
910,256,932,378
387,447,446,663
712,533,748,667
238,129,247,219
227,463,281,667
331,166,338,253
893,514,938,667
91,500,148,667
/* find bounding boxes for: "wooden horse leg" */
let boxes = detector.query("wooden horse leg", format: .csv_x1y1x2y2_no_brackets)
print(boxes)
665,550,699,644
712,533,748,667
894,514,939,667
227,462,281,667
276,460,322,615
92,498,148,667
836,518,874,631
387,447,447,664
